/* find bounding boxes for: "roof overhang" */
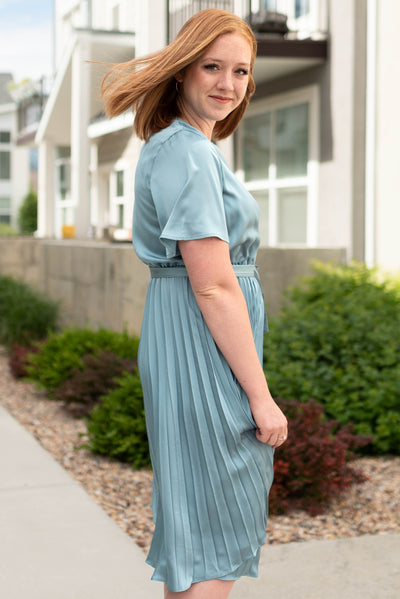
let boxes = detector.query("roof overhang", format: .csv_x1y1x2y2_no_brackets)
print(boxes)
35,28,135,146
253,36,328,84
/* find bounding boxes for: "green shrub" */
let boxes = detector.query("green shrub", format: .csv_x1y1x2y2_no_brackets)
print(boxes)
263,261,400,454
18,189,37,234
270,399,371,515
0,275,59,347
0,223,17,236
54,350,137,417
27,327,139,394
84,371,150,469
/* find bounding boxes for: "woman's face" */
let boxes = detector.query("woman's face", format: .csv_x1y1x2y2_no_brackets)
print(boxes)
177,32,251,139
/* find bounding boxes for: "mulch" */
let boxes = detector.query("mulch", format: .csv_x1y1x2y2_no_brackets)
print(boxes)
0,349,399,553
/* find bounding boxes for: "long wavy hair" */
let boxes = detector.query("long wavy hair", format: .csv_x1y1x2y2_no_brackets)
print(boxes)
101,9,257,141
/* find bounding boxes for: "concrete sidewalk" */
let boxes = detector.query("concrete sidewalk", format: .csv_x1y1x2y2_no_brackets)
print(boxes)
0,404,399,598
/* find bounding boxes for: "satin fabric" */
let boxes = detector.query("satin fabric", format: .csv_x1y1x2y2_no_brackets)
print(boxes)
133,119,274,593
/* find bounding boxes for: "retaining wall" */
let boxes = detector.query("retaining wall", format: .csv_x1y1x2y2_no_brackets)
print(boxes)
0,238,346,335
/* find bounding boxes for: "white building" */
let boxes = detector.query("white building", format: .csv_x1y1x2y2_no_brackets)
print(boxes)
0,73,31,229
36,0,400,271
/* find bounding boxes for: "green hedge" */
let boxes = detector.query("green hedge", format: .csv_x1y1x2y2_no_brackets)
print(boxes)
84,371,150,469
27,328,139,394
263,261,400,454
0,275,59,347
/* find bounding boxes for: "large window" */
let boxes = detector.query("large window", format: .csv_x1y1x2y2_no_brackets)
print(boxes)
236,86,319,247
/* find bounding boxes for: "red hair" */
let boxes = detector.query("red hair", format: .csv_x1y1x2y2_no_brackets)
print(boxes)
101,9,257,141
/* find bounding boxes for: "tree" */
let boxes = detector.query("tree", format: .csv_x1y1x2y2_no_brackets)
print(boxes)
18,189,37,234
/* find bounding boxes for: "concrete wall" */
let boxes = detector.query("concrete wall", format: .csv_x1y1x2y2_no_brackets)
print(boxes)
0,238,346,335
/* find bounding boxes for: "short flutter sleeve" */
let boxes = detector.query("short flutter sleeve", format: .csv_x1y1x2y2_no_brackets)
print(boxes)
150,134,229,259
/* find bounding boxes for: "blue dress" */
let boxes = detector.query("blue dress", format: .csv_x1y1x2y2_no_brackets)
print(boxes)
133,119,274,593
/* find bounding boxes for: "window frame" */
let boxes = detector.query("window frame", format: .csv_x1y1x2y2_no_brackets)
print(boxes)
110,164,129,229
236,84,319,247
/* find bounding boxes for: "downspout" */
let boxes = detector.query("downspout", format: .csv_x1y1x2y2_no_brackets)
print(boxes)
364,0,377,267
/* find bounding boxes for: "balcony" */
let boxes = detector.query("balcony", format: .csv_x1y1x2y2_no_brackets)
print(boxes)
168,1,328,40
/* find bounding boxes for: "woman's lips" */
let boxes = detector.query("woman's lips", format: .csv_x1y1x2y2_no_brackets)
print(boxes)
210,95,232,104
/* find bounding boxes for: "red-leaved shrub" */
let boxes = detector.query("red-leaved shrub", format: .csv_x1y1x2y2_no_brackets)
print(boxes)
54,350,137,417
269,399,372,515
8,343,40,379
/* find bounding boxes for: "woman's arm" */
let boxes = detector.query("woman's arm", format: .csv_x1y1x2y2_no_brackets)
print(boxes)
179,237,287,447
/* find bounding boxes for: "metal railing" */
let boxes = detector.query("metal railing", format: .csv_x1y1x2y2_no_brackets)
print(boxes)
166,0,328,43
167,1,253,43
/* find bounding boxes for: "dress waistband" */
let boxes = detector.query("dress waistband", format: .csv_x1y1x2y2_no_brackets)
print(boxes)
150,265,258,278
149,264,268,333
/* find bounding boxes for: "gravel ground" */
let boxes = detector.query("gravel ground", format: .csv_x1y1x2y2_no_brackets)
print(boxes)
1,349,399,553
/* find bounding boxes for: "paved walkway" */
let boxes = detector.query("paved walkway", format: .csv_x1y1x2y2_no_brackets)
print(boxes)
0,403,399,598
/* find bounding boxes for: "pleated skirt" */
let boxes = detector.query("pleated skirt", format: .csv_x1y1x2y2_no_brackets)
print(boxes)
138,270,274,593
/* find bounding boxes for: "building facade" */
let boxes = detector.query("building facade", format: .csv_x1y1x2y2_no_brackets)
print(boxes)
36,0,400,271
0,73,31,229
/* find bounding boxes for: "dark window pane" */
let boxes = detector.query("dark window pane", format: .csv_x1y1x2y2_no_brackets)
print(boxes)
116,170,124,197
0,151,11,179
0,131,11,143
276,103,308,178
242,113,271,182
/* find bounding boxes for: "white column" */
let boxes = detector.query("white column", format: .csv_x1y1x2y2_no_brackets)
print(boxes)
70,37,91,238
136,0,167,57
37,141,55,237
89,142,98,235
364,0,377,267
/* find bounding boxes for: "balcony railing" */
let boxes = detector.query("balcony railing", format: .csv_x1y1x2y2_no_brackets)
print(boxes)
167,0,328,43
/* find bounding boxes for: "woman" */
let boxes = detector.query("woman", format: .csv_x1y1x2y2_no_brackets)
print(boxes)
102,9,287,598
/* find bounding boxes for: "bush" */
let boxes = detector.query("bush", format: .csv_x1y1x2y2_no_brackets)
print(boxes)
0,223,17,236
54,350,137,417
84,372,150,469
18,189,37,234
269,399,371,515
0,275,59,348
263,262,400,454
8,343,40,378
27,327,139,394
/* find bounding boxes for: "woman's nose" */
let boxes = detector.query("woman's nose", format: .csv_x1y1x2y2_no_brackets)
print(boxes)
216,70,234,90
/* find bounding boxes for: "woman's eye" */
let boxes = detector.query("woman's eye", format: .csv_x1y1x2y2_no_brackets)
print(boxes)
204,63,219,71
237,68,249,76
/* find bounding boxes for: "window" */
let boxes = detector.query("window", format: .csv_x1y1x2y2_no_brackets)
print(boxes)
0,131,11,143
0,197,11,224
236,86,318,247
58,163,71,201
115,170,125,227
29,147,38,171
110,168,128,229
295,0,310,18
116,170,124,197
56,147,71,202
0,151,11,180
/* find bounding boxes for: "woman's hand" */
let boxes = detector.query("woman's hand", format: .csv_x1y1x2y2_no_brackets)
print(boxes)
250,397,288,448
